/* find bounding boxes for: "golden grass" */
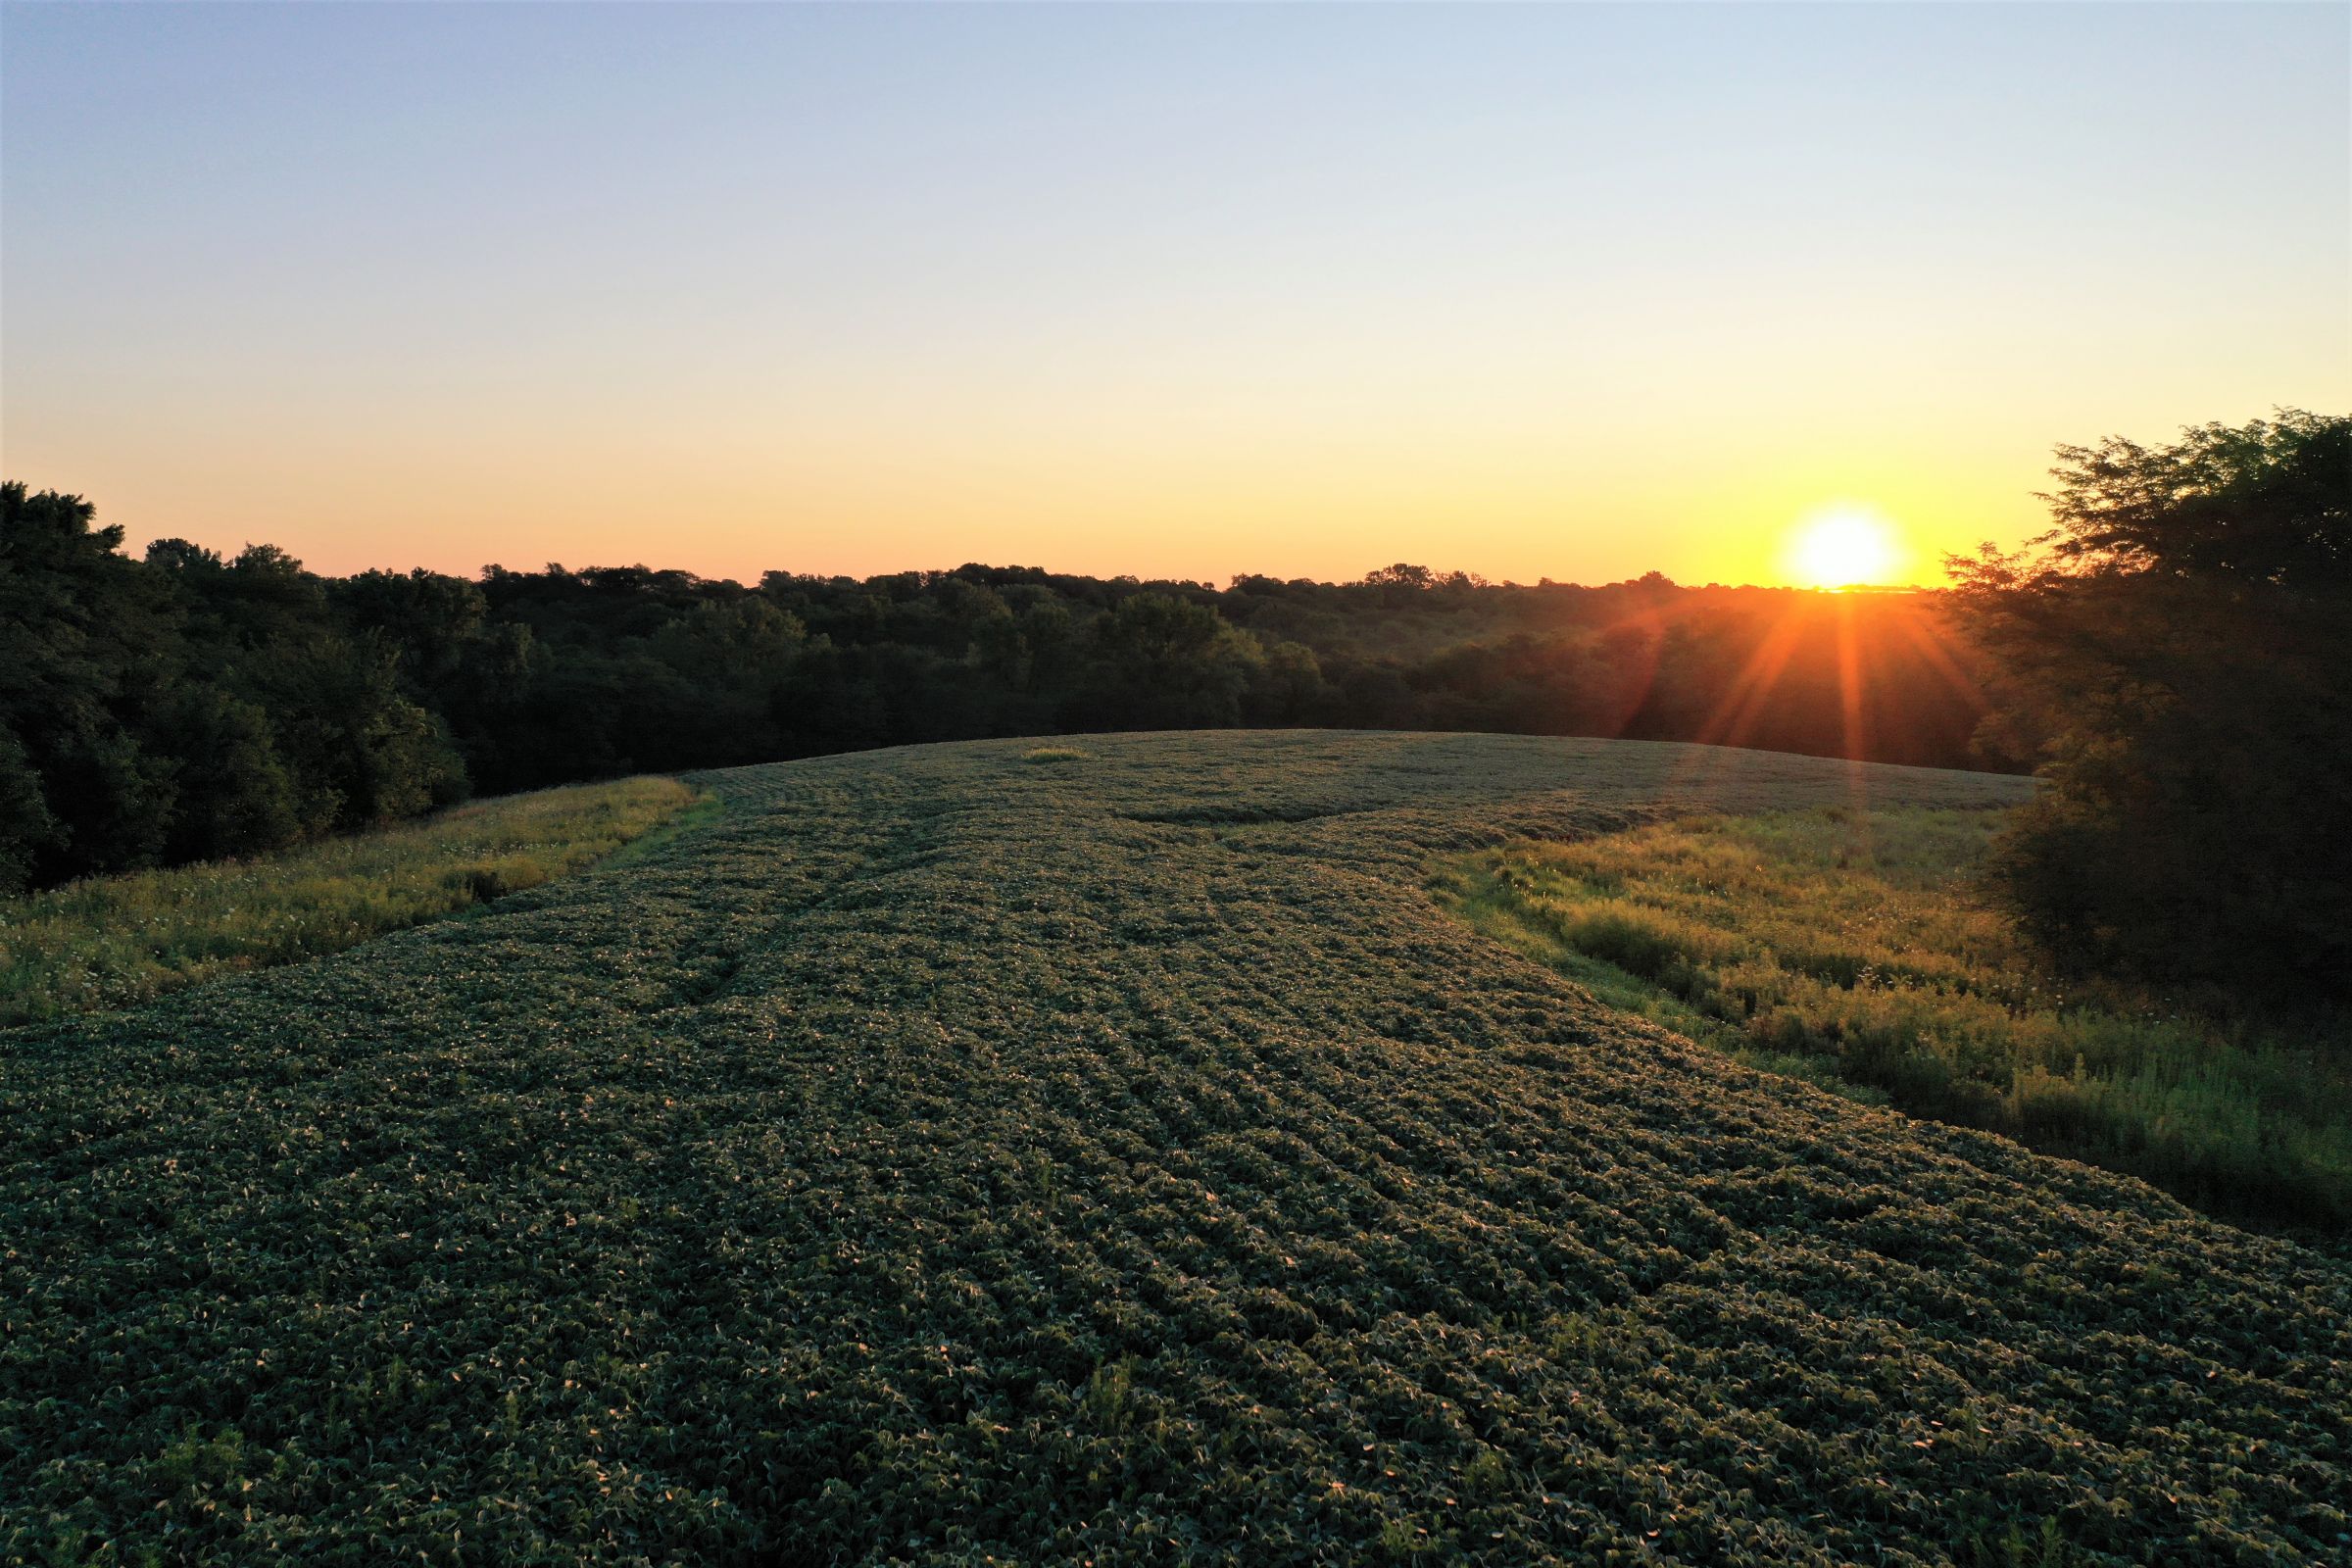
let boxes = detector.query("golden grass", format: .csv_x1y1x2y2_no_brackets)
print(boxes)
0,776,701,1026
1436,807,2352,1229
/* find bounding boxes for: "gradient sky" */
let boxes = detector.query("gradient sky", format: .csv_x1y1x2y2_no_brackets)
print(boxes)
4,3,2344,587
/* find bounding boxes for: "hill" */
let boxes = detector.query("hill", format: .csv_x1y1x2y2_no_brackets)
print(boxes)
5,733,2346,1566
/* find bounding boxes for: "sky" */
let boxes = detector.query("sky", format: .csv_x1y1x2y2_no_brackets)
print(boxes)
3,3,2344,589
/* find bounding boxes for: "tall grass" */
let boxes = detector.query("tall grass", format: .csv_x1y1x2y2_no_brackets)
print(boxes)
0,776,701,1027
1436,807,2352,1229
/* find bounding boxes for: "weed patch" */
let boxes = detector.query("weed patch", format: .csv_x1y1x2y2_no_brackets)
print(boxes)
1435,807,2352,1228
0,775,699,1024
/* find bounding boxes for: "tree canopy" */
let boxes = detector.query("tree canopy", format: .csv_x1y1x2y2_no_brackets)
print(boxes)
1950,411,2351,997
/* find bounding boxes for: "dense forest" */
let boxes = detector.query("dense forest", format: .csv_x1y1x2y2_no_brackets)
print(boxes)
1,482,2002,894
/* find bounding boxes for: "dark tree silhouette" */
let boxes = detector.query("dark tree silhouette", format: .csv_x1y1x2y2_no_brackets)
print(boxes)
1950,410,2351,996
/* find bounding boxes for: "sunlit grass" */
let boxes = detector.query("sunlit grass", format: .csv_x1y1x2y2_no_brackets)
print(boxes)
0,776,702,1027
1435,807,2352,1229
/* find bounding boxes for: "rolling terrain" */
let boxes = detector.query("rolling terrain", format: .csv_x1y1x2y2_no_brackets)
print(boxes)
5,733,2347,1566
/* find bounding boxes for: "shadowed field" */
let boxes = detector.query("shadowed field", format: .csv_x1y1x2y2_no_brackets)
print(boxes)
5,733,2346,1566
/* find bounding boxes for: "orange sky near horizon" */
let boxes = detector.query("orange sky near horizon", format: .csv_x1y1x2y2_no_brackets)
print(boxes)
23,387,2311,592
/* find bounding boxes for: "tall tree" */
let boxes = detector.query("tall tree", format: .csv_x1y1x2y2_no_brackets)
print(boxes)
0,484,180,884
1950,411,2351,995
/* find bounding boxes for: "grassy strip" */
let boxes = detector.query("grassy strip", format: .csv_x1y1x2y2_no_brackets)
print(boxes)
1435,806,2352,1230
0,775,701,1026
594,788,726,870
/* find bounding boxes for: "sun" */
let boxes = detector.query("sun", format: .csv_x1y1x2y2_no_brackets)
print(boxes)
1786,506,1902,589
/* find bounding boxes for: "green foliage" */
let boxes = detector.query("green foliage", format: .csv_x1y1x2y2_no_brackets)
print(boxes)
0,775,696,1025
0,726,58,898
6,733,2344,1567
236,629,468,832
1077,593,1266,729
1,485,483,889
0,483,180,883
144,686,303,863
1436,807,2352,1227
1949,410,2352,997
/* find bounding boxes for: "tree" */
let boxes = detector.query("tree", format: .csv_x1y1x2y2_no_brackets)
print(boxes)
328,567,490,690
0,483,182,882
0,723,60,895
145,687,302,862
1077,593,1264,729
1949,411,2351,996
236,630,468,831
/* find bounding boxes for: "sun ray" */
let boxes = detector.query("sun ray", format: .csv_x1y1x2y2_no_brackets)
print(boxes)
1696,610,1810,752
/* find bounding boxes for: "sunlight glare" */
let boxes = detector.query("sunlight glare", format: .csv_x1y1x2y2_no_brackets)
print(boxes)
1787,507,1903,588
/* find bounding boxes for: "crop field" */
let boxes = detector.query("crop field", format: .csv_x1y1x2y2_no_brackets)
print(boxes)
4,732,2348,1566
1435,809,2352,1228
0,777,700,1028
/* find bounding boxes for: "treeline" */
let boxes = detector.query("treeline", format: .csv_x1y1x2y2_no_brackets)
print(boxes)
3,480,2001,895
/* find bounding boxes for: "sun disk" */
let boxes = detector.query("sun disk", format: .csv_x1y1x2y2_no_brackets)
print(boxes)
1788,508,1902,589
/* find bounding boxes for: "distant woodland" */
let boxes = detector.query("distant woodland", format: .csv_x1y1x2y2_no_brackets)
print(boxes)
0,485,2001,894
